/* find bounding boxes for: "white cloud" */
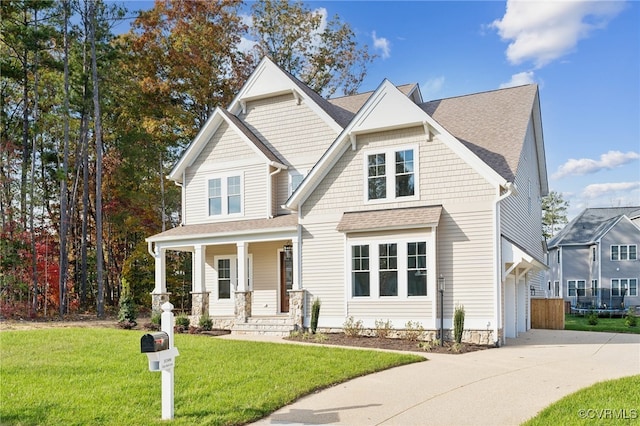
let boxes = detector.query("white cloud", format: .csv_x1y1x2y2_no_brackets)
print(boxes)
372,31,391,59
491,0,625,68
581,181,640,200
552,150,640,179
422,76,445,98
499,71,536,88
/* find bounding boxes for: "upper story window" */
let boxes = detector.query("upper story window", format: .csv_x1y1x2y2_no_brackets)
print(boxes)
365,146,418,203
289,171,305,196
208,173,243,217
611,244,637,261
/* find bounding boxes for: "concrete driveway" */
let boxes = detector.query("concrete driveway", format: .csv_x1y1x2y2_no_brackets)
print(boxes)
248,330,640,425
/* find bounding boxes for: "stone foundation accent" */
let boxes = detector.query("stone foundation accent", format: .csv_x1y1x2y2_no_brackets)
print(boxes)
191,292,210,316
151,292,171,314
315,327,496,345
288,289,306,331
234,291,252,323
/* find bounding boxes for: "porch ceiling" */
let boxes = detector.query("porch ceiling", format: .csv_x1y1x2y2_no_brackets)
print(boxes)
146,214,298,243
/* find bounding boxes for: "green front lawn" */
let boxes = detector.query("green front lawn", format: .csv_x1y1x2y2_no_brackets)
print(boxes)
523,375,640,425
0,328,423,425
564,313,640,334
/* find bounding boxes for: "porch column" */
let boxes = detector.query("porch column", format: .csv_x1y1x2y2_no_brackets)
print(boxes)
292,238,301,290
234,242,251,323
151,246,170,313
191,245,209,317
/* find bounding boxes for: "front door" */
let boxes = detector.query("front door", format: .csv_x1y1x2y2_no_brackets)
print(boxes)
280,251,293,312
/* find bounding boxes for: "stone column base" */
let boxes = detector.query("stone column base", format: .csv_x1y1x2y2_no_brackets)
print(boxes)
234,291,252,323
151,292,171,315
288,289,306,331
190,291,210,325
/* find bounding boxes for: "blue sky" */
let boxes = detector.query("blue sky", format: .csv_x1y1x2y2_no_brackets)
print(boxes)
118,0,640,221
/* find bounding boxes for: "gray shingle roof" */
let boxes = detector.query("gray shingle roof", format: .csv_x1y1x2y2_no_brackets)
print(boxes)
420,85,539,182
336,206,442,232
548,206,640,247
219,108,285,165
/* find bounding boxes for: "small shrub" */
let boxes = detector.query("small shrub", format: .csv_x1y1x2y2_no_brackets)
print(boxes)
418,339,440,352
289,330,303,339
314,333,328,343
311,298,321,334
175,314,190,327
151,311,161,326
454,304,465,344
374,319,393,338
624,307,637,327
404,321,424,341
343,316,364,337
198,313,213,331
587,310,599,326
449,342,463,353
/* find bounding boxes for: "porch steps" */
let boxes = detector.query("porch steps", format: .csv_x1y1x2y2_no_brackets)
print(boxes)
231,316,295,337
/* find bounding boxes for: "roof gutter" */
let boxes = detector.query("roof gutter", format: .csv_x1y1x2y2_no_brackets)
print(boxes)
494,181,517,346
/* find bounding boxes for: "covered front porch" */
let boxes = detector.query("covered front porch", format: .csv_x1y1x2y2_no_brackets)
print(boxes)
146,215,304,335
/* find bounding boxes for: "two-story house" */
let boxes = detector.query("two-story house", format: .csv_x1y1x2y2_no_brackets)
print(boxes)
546,207,640,311
146,57,549,345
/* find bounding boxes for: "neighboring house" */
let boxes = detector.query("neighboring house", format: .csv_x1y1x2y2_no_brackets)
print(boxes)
146,57,549,345
546,207,640,310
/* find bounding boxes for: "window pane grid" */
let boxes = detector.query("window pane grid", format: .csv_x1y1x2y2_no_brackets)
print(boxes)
379,243,397,296
395,150,414,197
352,245,370,297
407,242,427,296
368,154,386,200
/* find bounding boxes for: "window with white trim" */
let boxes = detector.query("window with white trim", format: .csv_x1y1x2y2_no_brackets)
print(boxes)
591,280,598,296
611,244,637,261
289,171,305,196
567,280,585,297
612,278,638,297
350,238,429,299
352,245,370,297
207,173,243,217
213,255,252,300
364,146,418,202
408,242,427,296
379,243,398,296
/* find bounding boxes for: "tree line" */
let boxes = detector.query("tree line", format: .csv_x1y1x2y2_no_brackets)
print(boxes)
0,0,374,319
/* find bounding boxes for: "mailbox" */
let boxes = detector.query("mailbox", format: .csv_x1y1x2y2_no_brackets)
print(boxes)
141,332,170,353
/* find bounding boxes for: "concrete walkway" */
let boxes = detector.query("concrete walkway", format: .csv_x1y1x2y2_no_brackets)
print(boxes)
234,330,640,425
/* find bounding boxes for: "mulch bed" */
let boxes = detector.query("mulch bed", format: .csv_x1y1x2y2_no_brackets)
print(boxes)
285,333,495,354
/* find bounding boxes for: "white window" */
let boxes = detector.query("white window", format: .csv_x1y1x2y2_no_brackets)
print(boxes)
364,146,418,203
567,280,585,297
213,255,252,300
612,278,638,297
207,173,243,217
611,244,637,261
350,238,429,299
591,280,598,296
289,171,305,196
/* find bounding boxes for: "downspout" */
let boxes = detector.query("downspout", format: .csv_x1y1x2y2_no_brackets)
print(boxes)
494,182,516,346
268,163,286,218
148,241,156,258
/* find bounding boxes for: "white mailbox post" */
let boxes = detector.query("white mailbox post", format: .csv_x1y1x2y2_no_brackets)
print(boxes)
141,301,179,420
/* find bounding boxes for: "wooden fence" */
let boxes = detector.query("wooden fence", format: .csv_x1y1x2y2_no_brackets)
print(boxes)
531,298,565,330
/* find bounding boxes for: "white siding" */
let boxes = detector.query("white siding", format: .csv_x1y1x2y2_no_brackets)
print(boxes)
501,119,545,261
300,219,346,325
183,122,269,224
437,204,496,320
300,126,497,327
250,241,281,316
